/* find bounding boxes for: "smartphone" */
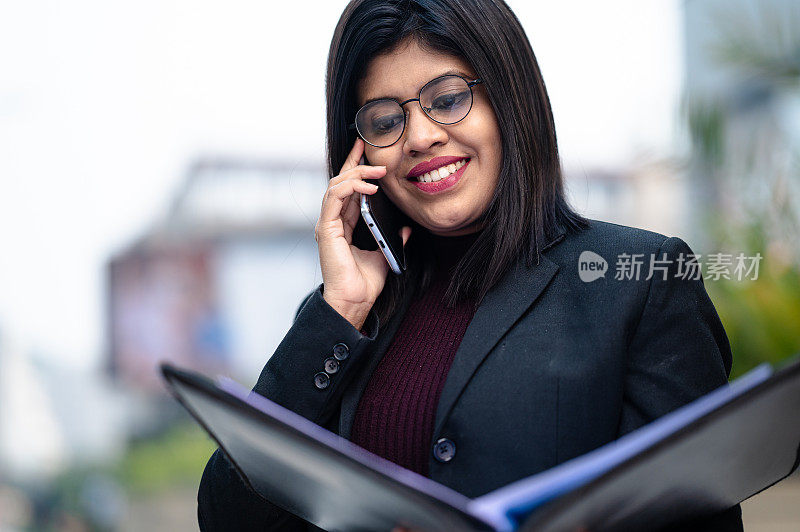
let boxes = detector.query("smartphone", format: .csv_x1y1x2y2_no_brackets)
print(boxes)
360,182,408,275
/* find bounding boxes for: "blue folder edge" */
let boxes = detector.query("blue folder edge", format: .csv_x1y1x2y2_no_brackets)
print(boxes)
467,363,774,529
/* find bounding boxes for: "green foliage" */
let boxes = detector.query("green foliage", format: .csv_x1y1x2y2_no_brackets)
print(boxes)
710,271,800,379
705,222,800,379
709,3,800,84
685,97,727,170
114,422,218,495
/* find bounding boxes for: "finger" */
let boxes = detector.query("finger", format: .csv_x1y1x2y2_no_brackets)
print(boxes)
329,164,386,187
323,174,383,232
321,174,377,215
340,137,365,174
319,179,379,227
340,188,351,223
342,190,363,242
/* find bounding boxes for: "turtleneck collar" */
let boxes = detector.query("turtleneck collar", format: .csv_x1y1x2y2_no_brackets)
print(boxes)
423,228,484,279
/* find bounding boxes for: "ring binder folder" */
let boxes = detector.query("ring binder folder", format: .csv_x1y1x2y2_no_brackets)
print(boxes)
162,356,800,531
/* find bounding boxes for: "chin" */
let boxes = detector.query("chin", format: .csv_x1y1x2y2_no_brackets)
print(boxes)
427,222,472,235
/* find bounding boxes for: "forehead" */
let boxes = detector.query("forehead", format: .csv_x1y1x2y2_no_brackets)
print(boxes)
357,39,475,106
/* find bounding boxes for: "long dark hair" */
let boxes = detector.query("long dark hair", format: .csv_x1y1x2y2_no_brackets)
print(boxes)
326,0,588,326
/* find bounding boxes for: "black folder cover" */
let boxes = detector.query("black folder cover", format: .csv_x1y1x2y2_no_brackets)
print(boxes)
161,357,800,531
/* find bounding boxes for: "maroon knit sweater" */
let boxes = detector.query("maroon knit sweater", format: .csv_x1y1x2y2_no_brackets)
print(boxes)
350,230,482,476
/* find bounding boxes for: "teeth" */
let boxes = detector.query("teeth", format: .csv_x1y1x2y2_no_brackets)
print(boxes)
416,158,468,183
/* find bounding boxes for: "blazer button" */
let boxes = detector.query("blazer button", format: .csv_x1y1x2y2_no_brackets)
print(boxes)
313,372,330,390
323,357,340,374
433,438,456,463
333,342,349,360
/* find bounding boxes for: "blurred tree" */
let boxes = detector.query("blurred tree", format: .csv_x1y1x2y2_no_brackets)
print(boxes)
682,0,800,376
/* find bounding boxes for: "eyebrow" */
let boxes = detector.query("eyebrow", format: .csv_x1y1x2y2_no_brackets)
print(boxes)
360,69,477,106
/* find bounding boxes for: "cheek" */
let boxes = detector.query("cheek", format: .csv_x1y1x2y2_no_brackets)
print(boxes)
364,145,397,167
365,147,404,175
456,111,500,155
476,117,502,151
475,119,502,169
363,146,378,165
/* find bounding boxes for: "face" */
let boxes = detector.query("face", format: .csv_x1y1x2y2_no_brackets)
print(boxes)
357,38,503,237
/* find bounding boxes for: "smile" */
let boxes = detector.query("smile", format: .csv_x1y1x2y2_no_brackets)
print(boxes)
408,158,470,194
413,158,468,183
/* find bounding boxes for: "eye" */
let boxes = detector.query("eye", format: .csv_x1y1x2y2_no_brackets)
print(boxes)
431,90,469,111
371,114,403,132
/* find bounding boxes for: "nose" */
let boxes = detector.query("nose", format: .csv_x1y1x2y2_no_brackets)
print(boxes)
402,103,449,155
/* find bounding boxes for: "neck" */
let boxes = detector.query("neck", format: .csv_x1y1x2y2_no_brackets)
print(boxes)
425,228,483,278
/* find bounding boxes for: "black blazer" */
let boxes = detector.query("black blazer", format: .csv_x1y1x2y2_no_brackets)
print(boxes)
198,219,743,531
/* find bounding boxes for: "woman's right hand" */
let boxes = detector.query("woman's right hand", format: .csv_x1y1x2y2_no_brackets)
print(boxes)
315,138,412,331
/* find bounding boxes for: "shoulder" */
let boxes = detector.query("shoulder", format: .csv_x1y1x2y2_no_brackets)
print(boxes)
537,219,710,333
543,218,698,271
551,218,671,258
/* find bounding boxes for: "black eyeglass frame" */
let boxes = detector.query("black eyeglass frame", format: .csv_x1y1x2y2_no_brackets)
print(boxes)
348,75,483,148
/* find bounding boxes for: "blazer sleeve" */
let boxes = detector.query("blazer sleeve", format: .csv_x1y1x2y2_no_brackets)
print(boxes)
618,236,742,531
197,283,380,531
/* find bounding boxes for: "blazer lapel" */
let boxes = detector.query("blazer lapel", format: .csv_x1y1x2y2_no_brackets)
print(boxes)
340,227,567,440
432,229,565,439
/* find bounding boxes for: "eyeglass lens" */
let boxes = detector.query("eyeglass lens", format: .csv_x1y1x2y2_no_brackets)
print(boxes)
355,75,474,148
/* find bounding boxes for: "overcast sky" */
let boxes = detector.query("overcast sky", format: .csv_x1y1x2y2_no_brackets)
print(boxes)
0,0,682,370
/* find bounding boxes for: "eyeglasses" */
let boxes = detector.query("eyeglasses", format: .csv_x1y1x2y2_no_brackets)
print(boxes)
350,74,483,148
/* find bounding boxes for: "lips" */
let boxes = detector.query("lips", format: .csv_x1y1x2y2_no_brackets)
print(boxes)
406,156,470,179
410,158,469,194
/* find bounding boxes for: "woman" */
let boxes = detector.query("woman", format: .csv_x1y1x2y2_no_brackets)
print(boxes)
198,0,743,530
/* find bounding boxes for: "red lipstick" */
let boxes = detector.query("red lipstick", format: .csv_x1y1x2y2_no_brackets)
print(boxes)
410,159,470,194
406,156,468,179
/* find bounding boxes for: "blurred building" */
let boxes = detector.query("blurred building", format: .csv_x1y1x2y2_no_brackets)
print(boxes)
0,327,126,487
0,330,66,483
566,0,800,250
565,158,689,238
108,154,695,395
106,159,327,391
683,0,800,252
